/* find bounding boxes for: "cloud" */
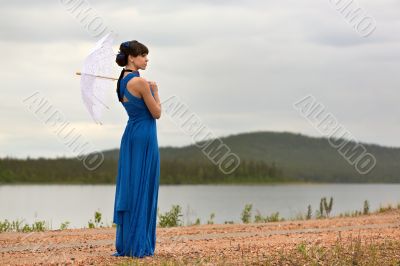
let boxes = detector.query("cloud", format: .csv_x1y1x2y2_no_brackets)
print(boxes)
1,0,400,158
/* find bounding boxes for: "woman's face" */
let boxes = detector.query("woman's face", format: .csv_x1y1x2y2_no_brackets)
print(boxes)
129,53,148,70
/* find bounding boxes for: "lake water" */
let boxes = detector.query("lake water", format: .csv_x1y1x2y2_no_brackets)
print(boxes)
0,184,399,229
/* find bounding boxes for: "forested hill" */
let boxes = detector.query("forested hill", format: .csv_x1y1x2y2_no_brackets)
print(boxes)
101,131,400,183
1,131,399,184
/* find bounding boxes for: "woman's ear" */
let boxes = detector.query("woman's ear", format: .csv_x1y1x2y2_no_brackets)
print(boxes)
127,54,134,64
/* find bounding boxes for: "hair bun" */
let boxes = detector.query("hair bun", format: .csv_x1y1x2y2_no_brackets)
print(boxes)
116,52,127,67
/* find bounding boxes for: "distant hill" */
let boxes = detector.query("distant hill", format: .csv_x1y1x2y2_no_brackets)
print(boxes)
1,131,399,184
101,131,400,183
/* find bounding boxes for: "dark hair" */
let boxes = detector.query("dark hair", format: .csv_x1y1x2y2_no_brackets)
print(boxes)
116,40,149,102
116,40,149,67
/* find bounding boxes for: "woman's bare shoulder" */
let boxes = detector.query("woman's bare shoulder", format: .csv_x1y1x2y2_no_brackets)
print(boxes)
127,76,147,87
126,76,150,96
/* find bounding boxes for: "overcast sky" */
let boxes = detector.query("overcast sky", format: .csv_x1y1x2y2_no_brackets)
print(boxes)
1,0,399,158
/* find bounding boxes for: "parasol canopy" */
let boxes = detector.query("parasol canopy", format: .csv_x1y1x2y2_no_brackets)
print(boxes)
77,32,116,124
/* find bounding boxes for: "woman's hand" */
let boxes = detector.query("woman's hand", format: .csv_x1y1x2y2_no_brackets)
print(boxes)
148,81,158,93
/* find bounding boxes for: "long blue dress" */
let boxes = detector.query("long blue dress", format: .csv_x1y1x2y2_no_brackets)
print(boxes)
112,70,160,258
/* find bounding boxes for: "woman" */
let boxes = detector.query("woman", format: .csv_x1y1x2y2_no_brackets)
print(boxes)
112,40,161,258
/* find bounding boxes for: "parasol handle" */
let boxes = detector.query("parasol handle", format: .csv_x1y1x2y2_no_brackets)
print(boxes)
75,71,118,81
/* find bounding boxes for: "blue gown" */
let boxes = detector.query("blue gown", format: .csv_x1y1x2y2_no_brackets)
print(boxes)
112,70,160,258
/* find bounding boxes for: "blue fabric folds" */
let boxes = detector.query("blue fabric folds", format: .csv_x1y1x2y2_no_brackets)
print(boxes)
112,70,160,258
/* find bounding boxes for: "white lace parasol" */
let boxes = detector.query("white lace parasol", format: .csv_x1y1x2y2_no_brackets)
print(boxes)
76,32,117,125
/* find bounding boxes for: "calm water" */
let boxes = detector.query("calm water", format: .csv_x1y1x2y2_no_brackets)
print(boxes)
0,184,399,229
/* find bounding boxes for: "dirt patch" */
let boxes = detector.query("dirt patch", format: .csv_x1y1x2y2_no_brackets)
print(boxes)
1,209,400,265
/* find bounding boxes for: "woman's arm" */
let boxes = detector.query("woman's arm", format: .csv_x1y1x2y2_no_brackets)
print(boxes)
127,78,161,119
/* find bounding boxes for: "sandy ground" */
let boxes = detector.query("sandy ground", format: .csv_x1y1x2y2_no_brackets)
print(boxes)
1,209,400,265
